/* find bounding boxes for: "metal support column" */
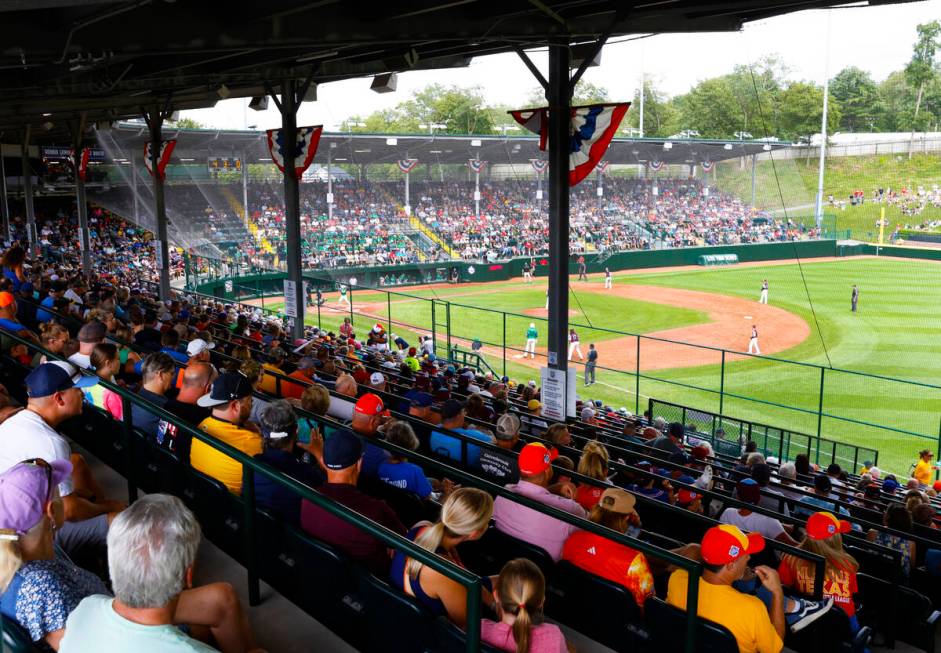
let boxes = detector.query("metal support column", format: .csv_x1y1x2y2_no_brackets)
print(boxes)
750,154,757,208
404,169,411,216
546,42,570,373
72,117,92,276
132,151,140,224
144,108,171,300
241,152,250,226
327,145,333,221
474,152,480,218
21,128,38,257
0,146,10,243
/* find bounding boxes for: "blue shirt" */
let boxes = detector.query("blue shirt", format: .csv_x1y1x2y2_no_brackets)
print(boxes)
429,427,492,466
795,495,850,517
378,460,433,499
0,317,27,333
160,347,189,365
2,267,22,293
362,440,390,478
36,296,56,323
131,388,168,438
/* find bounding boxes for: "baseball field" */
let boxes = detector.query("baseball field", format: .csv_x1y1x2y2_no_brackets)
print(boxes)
257,254,941,475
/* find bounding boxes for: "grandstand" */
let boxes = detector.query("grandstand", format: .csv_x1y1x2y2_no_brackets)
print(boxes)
0,2,932,653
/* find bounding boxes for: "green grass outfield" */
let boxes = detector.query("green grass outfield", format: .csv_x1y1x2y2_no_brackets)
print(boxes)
260,257,941,474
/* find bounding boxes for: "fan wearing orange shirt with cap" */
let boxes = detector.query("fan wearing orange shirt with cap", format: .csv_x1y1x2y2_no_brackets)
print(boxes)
666,524,832,653
914,449,940,487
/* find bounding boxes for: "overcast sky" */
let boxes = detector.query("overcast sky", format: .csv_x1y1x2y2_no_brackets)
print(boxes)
182,1,940,132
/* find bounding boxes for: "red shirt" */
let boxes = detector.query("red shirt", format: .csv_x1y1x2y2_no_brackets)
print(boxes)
778,559,858,617
562,531,654,608
282,369,313,400
574,484,603,511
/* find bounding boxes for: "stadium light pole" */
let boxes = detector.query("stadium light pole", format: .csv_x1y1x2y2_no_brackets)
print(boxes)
143,107,172,301
814,9,832,232
546,41,570,376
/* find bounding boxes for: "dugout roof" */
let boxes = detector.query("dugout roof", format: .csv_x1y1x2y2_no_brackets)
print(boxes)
0,0,912,143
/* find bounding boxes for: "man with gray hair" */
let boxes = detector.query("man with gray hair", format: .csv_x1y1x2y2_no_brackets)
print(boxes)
60,494,260,652
475,413,522,485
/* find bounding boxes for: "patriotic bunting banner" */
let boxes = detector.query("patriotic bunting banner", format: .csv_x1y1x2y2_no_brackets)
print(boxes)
701,160,714,172
397,159,419,174
648,160,664,172
266,126,323,180
467,159,486,174
143,140,177,180
508,102,630,186
77,147,92,181
530,159,548,174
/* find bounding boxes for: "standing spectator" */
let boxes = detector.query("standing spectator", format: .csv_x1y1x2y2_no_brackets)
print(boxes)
584,344,597,386
132,352,176,438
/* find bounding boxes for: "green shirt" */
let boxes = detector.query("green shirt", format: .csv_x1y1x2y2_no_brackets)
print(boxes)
526,327,538,339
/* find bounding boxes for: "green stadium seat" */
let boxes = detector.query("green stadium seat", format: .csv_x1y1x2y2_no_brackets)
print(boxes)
644,596,739,653
2,614,38,653
349,567,436,653
459,527,555,581
433,619,504,653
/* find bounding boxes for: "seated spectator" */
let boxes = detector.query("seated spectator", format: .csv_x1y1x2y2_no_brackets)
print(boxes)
774,462,804,502
68,319,106,369
667,525,832,653
750,463,789,517
476,414,522,485
351,393,392,477
779,512,862,633
34,322,69,366
390,488,494,626
562,488,655,608
133,309,162,352
650,422,685,457
132,352,176,438
328,373,357,421
520,399,548,435
300,429,406,574
866,505,916,579
721,479,798,545
429,399,493,466
574,441,611,510
493,443,587,561
625,464,675,504
481,559,571,653
258,347,287,396
157,362,217,462
795,474,850,518
87,342,124,420
61,494,260,652
253,400,324,525
240,360,269,427
295,383,333,446
282,356,316,401
377,422,433,499
0,291,38,343
407,391,441,426
544,423,572,448
191,371,263,494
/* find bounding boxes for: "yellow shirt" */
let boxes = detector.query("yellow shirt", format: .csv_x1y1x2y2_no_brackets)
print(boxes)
258,363,284,396
191,416,264,494
915,459,934,486
666,569,783,653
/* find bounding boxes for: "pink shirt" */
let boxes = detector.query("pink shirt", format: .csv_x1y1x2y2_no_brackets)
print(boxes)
492,480,587,561
103,388,124,421
480,619,567,653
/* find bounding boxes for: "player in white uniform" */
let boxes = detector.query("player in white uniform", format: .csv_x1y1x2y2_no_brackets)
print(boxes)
337,283,350,306
747,324,761,354
523,260,533,283
759,279,768,304
604,267,612,289
545,289,549,310
567,328,584,361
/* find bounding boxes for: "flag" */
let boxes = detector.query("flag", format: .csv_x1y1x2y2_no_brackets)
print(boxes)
266,126,323,179
77,148,92,181
509,103,630,186
467,159,486,174
530,159,548,174
701,160,714,172
648,160,663,172
397,158,419,173
143,140,176,180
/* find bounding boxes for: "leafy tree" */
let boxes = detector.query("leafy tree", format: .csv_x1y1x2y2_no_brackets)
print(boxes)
830,67,880,132
169,116,204,130
905,20,941,156
776,81,841,142
525,79,611,106
622,77,681,137
341,84,495,134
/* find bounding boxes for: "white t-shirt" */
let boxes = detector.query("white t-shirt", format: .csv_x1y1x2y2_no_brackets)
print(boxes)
60,595,217,653
0,409,74,496
719,507,785,540
68,352,92,370
327,396,355,422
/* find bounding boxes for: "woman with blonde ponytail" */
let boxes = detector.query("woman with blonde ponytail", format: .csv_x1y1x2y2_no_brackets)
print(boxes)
390,487,493,626
482,559,572,653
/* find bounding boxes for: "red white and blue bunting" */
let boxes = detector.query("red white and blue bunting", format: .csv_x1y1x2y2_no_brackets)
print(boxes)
266,126,323,180
530,159,549,174
397,158,419,174
77,147,92,181
467,159,486,174
508,102,630,186
647,160,664,172
700,160,714,172
143,140,176,180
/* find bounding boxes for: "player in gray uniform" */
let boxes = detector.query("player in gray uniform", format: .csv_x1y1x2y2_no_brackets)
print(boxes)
851,285,859,312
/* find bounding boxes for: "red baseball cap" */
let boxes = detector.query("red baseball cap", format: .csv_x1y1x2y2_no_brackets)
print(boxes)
354,393,388,417
805,511,852,541
701,524,764,565
0,291,14,308
518,443,558,476
677,488,701,506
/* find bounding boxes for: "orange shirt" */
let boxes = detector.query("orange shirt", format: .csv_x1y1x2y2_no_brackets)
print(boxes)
778,559,858,617
562,531,654,608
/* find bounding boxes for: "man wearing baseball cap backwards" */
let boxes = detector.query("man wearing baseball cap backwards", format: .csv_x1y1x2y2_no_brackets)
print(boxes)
190,371,263,494
492,442,587,562
667,524,832,653
0,362,124,560
300,429,406,575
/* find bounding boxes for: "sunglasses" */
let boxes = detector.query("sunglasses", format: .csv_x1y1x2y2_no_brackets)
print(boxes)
21,458,54,506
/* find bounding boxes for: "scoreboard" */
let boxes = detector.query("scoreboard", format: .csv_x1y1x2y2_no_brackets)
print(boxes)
207,156,242,172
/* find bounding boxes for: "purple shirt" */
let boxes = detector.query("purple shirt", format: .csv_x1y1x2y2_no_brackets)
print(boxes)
481,620,567,653
492,480,587,561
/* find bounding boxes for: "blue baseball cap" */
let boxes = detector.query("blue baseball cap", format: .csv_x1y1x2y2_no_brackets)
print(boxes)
410,392,434,408
323,429,364,470
26,361,98,398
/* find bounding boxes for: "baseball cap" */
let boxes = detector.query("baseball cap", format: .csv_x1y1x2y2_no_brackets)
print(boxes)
813,474,832,492
26,361,98,398
527,399,542,411
518,442,558,476
323,429,364,470
77,320,107,343
296,357,317,370
597,488,636,515
920,449,933,458
677,488,701,506
369,372,386,386
691,444,710,460
495,413,521,440
882,477,899,493
736,477,761,504
354,393,387,417
580,406,595,421
806,511,852,541
441,399,465,420
0,459,74,536
701,524,765,565
197,371,254,407
186,338,215,357
268,347,287,362
0,291,14,308
409,392,433,408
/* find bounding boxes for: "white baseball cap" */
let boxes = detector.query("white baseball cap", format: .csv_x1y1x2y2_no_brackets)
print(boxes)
186,338,215,357
370,372,385,386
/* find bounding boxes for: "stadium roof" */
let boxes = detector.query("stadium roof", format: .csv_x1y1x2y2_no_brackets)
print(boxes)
0,1,911,143
104,122,787,167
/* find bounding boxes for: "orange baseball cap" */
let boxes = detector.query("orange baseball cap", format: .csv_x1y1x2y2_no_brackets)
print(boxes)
701,524,764,565
805,511,851,541
354,393,388,417
0,292,14,308
518,442,558,476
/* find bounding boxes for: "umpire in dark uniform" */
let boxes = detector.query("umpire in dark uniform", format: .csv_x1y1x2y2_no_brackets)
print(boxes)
851,285,859,312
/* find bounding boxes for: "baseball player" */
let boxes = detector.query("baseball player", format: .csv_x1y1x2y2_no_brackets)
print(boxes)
604,266,612,289
851,285,859,313
545,289,549,310
337,283,350,306
523,259,533,284
567,327,584,361
759,279,768,304
577,255,587,281
524,322,538,359
585,343,598,385
747,324,760,355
